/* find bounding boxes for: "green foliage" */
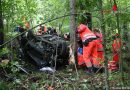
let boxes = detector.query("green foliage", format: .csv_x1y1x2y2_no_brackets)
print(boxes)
0,47,10,57
1,1,130,90
0,60,21,74
6,32,18,38
0,82,9,90
122,61,129,71
10,60,21,73
0,47,20,74
2,0,130,33
76,0,98,11
29,83,39,90
2,0,37,30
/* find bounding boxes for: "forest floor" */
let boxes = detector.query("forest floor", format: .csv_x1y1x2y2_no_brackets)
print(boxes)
0,65,130,90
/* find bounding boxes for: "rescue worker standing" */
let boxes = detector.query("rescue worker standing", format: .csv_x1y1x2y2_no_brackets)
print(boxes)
77,24,99,73
108,34,121,71
112,34,121,63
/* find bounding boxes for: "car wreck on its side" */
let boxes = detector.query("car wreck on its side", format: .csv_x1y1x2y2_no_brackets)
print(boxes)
17,27,69,69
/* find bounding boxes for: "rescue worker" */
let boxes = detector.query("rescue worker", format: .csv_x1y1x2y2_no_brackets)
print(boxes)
77,24,99,73
112,33,121,63
108,34,121,71
93,28,104,66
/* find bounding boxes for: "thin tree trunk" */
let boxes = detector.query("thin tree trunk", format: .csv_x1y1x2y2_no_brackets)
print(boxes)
70,0,77,65
0,0,4,47
69,0,78,78
113,0,124,82
69,0,77,61
124,0,130,81
97,0,110,90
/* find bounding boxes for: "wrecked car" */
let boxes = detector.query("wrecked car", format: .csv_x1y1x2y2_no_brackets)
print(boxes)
16,28,69,68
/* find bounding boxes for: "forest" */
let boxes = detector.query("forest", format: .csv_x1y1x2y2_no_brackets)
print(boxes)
0,0,130,90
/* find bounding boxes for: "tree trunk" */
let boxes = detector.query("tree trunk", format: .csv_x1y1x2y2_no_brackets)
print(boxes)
113,0,124,82
70,0,76,43
97,0,110,90
69,0,79,78
0,0,4,47
69,0,77,63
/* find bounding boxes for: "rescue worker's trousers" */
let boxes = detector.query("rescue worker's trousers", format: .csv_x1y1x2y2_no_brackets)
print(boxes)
83,40,99,68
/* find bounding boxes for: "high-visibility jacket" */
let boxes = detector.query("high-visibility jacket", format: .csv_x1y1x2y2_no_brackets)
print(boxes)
112,39,121,63
83,40,99,67
77,24,97,46
94,32,104,65
77,24,99,68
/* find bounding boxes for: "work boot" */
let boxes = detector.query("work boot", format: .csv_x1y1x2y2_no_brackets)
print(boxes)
86,67,94,75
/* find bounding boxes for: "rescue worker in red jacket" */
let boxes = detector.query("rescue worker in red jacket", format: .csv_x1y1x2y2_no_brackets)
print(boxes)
77,24,99,73
112,34,121,63
93,28,104,66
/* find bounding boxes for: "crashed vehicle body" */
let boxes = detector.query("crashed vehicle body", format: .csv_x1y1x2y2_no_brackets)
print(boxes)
17,28,69,68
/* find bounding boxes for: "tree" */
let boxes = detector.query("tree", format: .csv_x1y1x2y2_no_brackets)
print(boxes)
69,0,79,79
0,0,4,47
97,0,109,90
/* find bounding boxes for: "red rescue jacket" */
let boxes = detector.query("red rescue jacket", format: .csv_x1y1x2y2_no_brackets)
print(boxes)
77,24,97,46
112,39,121,53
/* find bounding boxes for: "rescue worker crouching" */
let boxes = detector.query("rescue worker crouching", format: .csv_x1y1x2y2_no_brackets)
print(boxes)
93,28,104,67
77,24,100,74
